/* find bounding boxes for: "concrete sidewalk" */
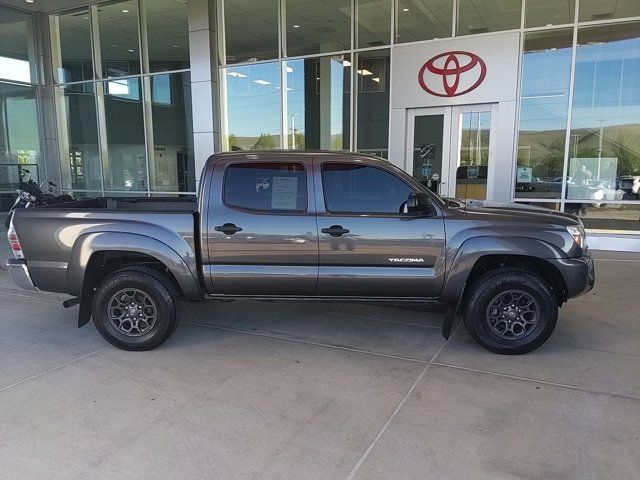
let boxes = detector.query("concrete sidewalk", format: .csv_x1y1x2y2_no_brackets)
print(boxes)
0,251,639,479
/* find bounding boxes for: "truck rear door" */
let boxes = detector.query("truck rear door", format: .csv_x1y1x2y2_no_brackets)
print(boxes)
204,155,318,295
314,158,446,297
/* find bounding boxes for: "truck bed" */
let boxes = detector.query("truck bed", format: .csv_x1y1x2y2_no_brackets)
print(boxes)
11,196,200,296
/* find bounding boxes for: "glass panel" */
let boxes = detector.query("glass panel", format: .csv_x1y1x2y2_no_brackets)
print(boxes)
412,114,444,194
579,204,640,233
0,6,34,83
357,0,391,48
97,0,141,77
0,83,40,196
579,0,640,22
146,0,190,72
285,55,350,151
525,0,574,28
51,9,93,84
224,0,279,64
224,62,281,150
515,29,573,199
457,0,521,36
322,164,412,213
395,0,453,43
57,83,101,191
101,78,147,191
286,0,351,57
149,72,195,193
357,50,390,158
567,23,640,205
224,163,307,212
456,111,490,200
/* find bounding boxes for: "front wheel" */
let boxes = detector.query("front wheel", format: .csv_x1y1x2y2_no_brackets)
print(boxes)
463,269,558,354
91,267,180,351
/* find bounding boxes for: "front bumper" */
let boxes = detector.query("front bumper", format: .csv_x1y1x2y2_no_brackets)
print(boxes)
549,253,595,299
6,258,38,291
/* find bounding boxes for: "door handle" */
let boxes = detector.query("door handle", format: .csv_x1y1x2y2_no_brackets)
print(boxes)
321,225,350,237
214,223,243,235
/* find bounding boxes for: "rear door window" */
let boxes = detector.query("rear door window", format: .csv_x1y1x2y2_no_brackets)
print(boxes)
224,162,307,212
322,163,412,214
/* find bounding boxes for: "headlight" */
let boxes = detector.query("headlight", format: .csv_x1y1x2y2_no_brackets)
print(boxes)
566,225,587,249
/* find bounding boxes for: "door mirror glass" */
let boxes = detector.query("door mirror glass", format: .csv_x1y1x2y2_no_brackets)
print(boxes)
406,192,436,216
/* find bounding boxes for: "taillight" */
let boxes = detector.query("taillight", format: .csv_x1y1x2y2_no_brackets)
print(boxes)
7,224,23,259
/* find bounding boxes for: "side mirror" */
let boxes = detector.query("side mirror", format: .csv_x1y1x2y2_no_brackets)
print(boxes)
406,192,436,216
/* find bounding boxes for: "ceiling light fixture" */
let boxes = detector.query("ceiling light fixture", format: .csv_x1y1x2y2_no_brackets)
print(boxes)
128,49,134,52
285,66,293,73
253,79,270,85
121,9,130,13
25,0,35,3
227,71,247,78
342,60,351,67
293,24,300,28
357,69,372,76
372,77,380,83
402,8,410,12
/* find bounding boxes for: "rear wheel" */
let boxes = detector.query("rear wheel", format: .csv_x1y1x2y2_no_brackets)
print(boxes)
91,267,180,351
463,269,557,354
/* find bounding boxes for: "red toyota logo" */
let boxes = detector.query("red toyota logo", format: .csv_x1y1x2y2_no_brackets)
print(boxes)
418,51,486,97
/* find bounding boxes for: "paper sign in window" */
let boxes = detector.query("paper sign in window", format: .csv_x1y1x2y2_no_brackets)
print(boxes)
271,176,299,210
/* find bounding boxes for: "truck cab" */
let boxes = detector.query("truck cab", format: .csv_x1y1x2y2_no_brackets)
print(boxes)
202,152,446,298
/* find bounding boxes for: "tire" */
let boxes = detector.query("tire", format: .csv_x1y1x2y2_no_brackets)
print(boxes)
463,269,557,355
91,267,180,351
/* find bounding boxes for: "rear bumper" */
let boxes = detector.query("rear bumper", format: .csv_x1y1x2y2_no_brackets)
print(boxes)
549,253,595,299
6,258,38,291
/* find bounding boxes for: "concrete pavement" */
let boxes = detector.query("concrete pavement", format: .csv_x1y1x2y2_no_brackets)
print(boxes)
0,251,639,479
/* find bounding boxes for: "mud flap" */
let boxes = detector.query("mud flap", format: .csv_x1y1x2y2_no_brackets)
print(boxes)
77,281,94,328
442,286,465,339
78,296,92,328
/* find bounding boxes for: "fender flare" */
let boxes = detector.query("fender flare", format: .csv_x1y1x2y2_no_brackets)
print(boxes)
67,231,202,298
67,232,202,327
441,235,566,305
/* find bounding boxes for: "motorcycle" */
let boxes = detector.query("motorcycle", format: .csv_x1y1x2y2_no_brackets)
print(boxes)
4,170,74,228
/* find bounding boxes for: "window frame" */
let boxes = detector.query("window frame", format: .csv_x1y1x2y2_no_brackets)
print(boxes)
320,161,420,216
222,161,309,214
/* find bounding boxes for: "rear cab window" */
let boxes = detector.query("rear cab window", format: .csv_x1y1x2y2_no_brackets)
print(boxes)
223,162,308,213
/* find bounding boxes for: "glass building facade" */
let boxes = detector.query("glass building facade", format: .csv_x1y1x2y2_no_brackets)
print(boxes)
219,0,640,236
0,4,39,211
0,0,638,245
50,0,195,197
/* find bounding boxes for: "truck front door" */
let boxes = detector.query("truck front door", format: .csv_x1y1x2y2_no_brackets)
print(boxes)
315,160,446,297
205,156,318,295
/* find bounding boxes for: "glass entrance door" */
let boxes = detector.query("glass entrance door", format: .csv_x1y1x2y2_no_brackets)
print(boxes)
406,106,451,196
406,104,497,200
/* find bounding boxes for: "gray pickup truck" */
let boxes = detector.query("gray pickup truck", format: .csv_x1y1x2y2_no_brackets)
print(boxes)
6,151,594,354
